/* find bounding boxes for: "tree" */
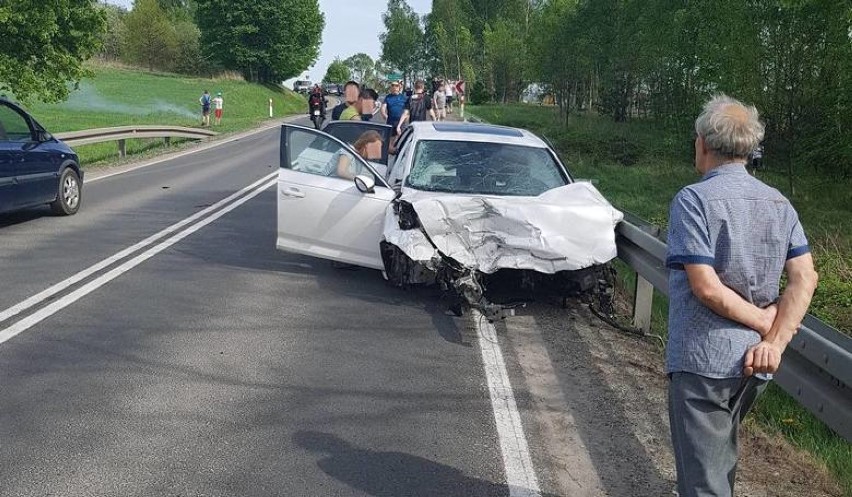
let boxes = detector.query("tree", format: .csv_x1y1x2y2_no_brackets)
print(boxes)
0,0,106,103
343,53,375,83
323,58,350,83
98,4,128,62
194,0,324,82
125,0,178,71
380,0,424,84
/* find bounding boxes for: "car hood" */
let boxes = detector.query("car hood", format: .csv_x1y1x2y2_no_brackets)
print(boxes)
383,183,624,274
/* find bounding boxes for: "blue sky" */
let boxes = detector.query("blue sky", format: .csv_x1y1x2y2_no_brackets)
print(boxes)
106,0,433,84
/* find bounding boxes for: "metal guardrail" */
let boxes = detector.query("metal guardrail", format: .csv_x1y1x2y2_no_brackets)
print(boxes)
617,218,851,442
55,126,218,158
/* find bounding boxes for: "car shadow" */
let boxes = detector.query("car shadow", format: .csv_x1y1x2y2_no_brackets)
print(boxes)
0,206,54,228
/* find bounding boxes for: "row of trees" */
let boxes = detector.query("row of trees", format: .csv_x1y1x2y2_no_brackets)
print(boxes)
377,0,850,178
1,0,324,103
321,54,394,89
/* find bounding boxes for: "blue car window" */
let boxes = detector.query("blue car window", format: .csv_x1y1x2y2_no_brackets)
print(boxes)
0,104,32,142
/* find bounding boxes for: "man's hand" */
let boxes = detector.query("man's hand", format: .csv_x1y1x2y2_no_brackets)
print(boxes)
743,341,784,376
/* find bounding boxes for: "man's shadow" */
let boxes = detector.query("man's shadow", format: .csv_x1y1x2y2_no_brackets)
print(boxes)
295,431,552,497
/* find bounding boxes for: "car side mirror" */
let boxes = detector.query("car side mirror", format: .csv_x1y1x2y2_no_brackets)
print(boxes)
354,174,375,194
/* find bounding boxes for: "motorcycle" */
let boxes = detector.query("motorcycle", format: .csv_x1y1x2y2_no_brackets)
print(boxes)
310,108,324,130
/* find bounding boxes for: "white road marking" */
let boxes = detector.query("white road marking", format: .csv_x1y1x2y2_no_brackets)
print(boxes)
473,311,542,497
0,173,277,340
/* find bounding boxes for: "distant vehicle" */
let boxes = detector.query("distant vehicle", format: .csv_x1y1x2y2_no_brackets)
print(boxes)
323,83,341,96
0,97,83,216
293,80,312,94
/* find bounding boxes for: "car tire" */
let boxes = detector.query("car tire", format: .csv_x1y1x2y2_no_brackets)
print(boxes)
50,167,81,216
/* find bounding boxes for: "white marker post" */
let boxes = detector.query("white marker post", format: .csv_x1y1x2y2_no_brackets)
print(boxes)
269,98,273,118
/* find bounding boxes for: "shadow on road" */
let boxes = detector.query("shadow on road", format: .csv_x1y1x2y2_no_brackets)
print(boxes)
295,430,560,497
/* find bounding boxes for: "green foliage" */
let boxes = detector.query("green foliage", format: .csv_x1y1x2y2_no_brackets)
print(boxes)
27,64,305,164
0,0,106,104
124,0,177,72
323,58,350,84
380,0,424,82
194,0,324,82
343,53,375,83
97,4,128,62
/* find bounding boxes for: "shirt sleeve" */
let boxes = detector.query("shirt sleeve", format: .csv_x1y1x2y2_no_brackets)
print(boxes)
786,208,810,259
665,188,715,270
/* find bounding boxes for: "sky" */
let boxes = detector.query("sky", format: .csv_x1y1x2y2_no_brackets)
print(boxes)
106,0,433,85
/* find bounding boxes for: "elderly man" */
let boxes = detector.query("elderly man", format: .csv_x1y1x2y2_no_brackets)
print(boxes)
665,94,818,497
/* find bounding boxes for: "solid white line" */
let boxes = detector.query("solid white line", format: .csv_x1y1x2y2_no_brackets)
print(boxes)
473,310,542,497
0,178,277,345
0,172,277,326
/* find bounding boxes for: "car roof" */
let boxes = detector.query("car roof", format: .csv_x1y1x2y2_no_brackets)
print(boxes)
407,121,549,148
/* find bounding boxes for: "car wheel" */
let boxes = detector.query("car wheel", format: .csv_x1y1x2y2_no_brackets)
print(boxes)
51,167,81,216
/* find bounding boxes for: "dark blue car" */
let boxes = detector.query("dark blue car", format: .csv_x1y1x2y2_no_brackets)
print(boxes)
0,97,82,216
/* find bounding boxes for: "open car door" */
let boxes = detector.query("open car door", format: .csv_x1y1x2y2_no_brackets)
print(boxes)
321,121,394,177
277,124,396,270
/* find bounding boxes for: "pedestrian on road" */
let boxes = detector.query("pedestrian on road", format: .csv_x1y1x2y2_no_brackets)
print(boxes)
381,80,408,137
212,92,224,126
665,94,818,497
332,81,361,120
396,80,435,135
455,80,466,119
445,81,454,114
199,90,211,126
433,83,447,121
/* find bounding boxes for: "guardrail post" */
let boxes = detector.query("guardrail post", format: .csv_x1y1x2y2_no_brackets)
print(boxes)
118,139,126,159
633,275,654,332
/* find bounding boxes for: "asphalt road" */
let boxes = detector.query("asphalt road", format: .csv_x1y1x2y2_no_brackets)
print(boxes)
0,113,676,497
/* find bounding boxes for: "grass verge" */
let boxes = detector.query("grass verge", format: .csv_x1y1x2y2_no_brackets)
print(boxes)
21,63,307,166
471,103,851,494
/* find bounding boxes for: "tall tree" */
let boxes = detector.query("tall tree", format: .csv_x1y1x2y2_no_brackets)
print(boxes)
323,58,350,83
380,0,424,84
343,53,375,83
125,0,177,71
0,0,106,103
194,0,324,82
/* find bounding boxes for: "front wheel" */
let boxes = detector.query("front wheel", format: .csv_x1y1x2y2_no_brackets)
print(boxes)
311,114,323,130
51,167,82,216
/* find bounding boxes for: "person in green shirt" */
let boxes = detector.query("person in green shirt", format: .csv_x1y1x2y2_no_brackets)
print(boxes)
340,88,378,121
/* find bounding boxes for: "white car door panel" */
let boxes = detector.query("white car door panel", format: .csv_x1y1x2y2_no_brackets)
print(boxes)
277,125,395,270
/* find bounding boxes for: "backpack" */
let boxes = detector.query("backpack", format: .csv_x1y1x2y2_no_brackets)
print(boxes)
408,94,427,122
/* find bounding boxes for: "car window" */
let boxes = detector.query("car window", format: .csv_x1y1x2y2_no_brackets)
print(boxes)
323,122,393,165
0,104,33,142
284,127,382,185
405,140,569,196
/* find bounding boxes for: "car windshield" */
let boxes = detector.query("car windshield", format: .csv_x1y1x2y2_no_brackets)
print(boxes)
405,140,569,196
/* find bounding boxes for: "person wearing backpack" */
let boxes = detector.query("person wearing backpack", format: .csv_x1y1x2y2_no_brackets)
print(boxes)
396,80,435,135
381,80,408,136
199,90,212,126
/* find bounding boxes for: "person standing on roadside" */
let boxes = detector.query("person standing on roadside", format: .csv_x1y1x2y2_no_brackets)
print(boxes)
212,92,224,125
332,80,361,120
381,80,408,137
445,80,454,114
396,80,435,135
665,94,818,497
455,79,466,118
199,89,211,126
433,82,447,121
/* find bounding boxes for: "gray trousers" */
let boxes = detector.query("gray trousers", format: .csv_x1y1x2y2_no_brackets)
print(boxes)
668,372,768,497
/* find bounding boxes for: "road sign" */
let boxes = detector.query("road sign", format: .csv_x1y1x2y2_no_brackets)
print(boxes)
386,73,402,82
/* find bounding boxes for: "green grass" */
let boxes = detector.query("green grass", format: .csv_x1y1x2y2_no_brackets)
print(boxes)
471,103,852,493
20,63,306,165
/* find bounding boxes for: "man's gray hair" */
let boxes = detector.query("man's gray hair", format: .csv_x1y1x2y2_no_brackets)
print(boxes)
695,94,764,159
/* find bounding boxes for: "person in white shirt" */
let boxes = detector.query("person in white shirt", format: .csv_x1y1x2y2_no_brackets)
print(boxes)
212,92,224,125
445,81,454,114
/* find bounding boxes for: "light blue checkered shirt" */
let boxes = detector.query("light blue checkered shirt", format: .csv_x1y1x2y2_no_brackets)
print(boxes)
665,163,810,378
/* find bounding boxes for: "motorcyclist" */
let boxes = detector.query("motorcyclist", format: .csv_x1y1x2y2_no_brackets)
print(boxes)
308,85,326,114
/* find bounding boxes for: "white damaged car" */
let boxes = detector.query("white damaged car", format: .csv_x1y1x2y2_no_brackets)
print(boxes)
277,121,623,319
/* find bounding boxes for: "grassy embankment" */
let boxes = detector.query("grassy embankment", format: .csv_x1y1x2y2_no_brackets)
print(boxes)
469,103,851,495
23,62,307,166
